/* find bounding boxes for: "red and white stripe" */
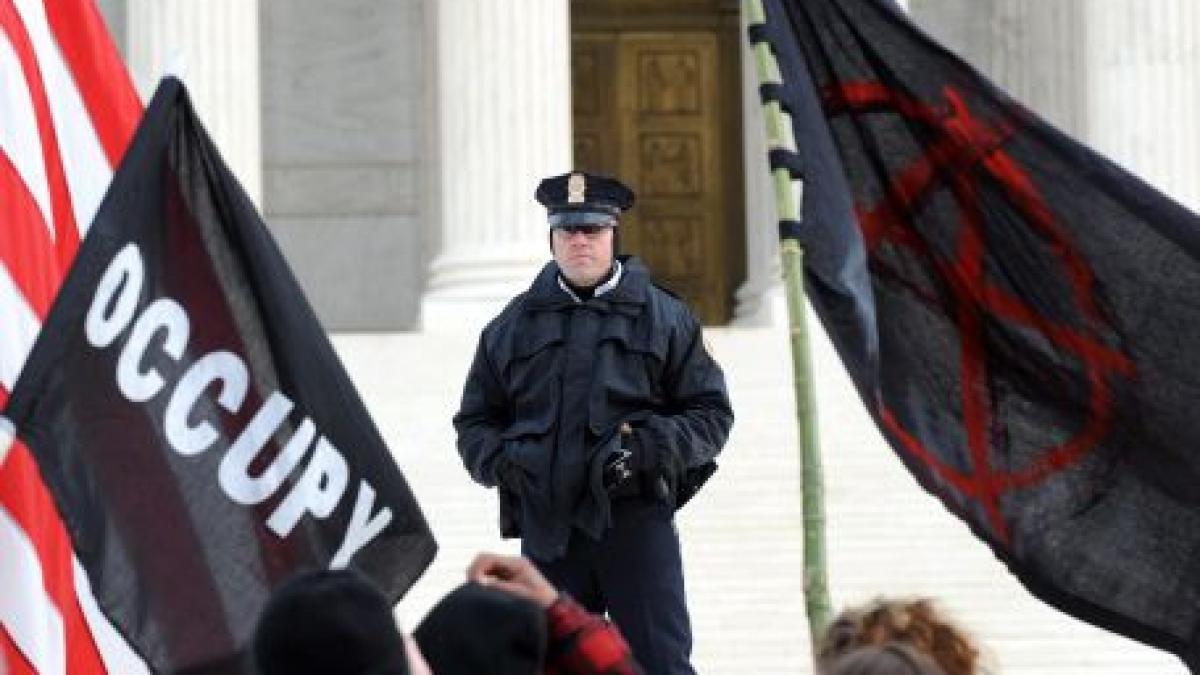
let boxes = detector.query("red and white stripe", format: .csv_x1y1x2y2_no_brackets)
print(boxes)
0,1,146,673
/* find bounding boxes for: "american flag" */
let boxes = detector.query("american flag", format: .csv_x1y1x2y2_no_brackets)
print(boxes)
0,1,144,673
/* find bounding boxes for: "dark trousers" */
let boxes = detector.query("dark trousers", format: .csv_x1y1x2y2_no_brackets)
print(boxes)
525,498,696,675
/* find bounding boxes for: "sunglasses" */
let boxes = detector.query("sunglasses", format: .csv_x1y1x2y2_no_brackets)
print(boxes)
554,224,613,237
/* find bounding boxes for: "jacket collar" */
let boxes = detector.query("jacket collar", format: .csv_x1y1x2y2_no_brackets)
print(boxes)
526,255,650,312
558,259,624,302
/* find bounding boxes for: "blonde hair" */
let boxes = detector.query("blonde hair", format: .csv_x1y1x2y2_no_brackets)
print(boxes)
818,598,981,675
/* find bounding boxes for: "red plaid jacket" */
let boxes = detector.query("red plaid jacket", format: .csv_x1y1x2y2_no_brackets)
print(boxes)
544,597,644,675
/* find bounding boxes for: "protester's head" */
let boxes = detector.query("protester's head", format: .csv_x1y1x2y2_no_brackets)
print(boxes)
414,581,547,675
253,568,424,675
821,644,947,675
818,598,981,675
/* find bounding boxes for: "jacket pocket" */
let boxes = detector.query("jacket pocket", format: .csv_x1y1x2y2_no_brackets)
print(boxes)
587,319,669,435
595,316,668,363
508,312,566,360
500,415,554,440
505,315,566,420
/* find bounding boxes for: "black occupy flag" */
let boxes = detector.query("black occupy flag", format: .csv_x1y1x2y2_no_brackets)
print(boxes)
3,78,436,673
754,0,1200,668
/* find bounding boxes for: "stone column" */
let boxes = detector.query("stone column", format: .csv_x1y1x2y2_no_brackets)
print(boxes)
94,0,126,57
421,0,572,330
733,7,784,326
909,0,1090,138
916,0,1200,209
914,0,1200,213
986,0,1090,137
908,0,997,74
1085,0,1200,211
124,0,262,204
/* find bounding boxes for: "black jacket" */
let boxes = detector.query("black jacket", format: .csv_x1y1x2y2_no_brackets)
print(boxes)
453,257,733,560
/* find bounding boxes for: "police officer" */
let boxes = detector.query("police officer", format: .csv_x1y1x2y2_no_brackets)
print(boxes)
453,171,733,674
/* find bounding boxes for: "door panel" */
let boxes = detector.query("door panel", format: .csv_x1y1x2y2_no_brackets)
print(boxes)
572,21,741,324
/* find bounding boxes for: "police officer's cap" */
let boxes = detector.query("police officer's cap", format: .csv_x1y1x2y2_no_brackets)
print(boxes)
535,171,635,227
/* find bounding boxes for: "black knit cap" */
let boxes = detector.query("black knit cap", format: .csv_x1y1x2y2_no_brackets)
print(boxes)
253,569,409,675
535,171,635,227
413,582,547,674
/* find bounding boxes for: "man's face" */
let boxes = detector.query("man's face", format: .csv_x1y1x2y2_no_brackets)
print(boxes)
551,224,615,287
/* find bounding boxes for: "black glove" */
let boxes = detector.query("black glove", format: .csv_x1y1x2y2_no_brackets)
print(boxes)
601,448,634,493
625,424,673,502
625,425,659,471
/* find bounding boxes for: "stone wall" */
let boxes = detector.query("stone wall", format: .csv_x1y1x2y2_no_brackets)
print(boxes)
260,0,429,330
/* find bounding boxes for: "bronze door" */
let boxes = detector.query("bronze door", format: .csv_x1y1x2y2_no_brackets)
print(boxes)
573,23,743,324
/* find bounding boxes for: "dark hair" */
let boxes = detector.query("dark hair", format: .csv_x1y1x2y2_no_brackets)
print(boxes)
818,598,980,675
822,644,947,675
413,581,546,674
253,569,409,675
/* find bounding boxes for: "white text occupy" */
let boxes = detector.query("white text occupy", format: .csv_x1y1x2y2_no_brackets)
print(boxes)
84,242,391,569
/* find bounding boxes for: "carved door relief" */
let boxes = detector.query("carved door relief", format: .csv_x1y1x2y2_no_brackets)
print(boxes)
572,2,744,324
